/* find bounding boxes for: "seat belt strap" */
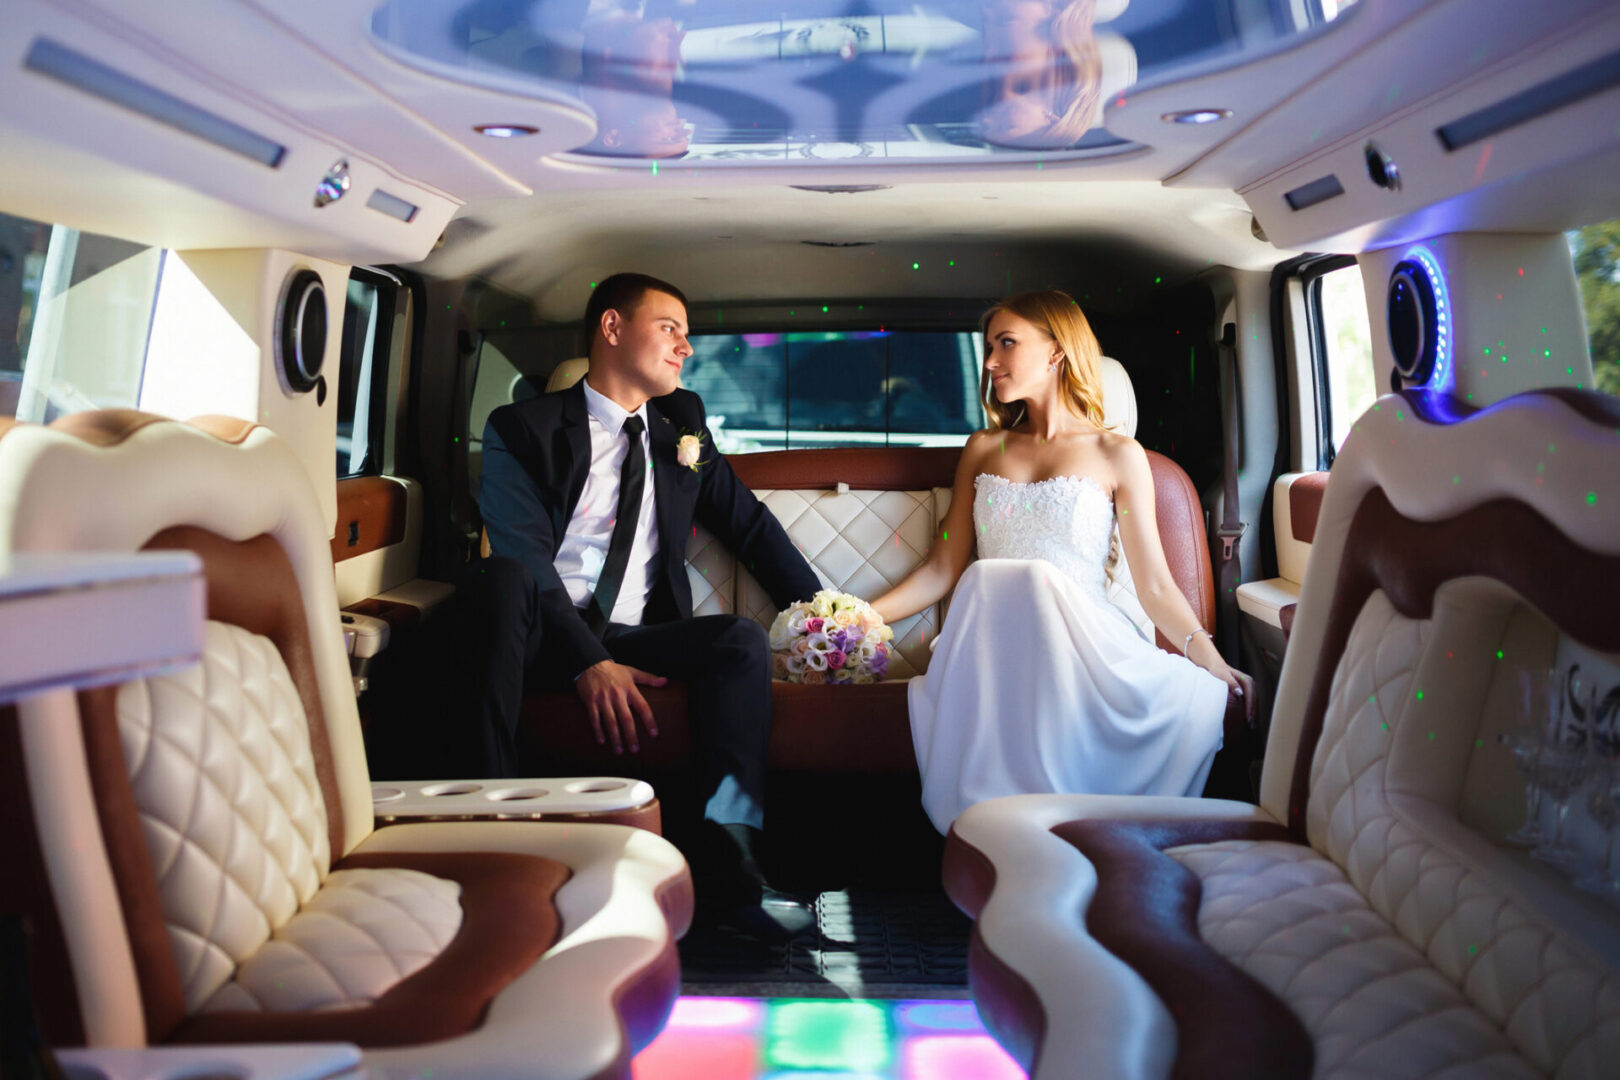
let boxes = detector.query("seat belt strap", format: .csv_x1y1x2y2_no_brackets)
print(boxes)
1217,323,1246,661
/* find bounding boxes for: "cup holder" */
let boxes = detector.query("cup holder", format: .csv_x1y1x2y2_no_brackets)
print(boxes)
485,787,551,801
565,779,629,794
371,786,405,803
421,782,483,797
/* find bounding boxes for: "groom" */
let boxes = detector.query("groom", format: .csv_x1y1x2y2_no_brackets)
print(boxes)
459,272,822,939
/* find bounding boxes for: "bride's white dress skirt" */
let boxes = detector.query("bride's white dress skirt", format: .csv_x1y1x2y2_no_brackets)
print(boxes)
907,474,1228,834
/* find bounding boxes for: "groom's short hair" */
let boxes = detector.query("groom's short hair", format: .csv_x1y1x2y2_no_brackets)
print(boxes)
583,273,689,355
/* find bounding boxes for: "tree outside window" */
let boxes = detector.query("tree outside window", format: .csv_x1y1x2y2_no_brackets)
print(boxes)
1569,221,1620,398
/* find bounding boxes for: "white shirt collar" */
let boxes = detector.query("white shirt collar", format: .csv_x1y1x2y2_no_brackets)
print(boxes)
581,376,649,435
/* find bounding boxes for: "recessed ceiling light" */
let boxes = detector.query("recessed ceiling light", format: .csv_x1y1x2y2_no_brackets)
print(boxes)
1162,109,1232,125
474,124,539,138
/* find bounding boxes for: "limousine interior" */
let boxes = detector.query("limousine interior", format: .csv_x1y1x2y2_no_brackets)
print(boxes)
3,0,1620,1077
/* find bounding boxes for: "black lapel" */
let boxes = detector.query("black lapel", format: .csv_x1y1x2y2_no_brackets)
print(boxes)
559,380,592,520
644,398,686,562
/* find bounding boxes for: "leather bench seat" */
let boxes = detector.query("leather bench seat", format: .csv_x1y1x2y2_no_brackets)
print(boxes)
940,390,1620,1080
516,444,1232,776
0,411,693,1080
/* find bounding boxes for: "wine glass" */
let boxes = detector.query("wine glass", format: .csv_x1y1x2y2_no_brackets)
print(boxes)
1575,679,1620,899
1533,669,1595,870
1501,668,1560,847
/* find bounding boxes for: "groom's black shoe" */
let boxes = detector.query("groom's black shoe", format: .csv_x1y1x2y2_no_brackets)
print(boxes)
694,822,816,943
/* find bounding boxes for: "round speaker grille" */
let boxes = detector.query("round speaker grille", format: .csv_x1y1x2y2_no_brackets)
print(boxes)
1387,256,1442,386
278,270,327,393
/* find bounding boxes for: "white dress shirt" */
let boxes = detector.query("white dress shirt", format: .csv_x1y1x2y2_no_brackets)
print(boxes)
555,378,661,626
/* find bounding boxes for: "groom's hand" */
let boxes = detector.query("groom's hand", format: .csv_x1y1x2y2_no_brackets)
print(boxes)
576,659,666,754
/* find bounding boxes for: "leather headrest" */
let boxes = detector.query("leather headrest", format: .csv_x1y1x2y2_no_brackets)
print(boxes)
544,357,591,394
1098,356,1138,437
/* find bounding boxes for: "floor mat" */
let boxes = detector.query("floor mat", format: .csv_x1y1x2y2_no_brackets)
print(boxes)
679,888,972,999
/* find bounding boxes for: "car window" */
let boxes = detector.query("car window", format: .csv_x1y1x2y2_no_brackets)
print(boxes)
1568,221,1620,398
1317,262,1377,455
335,269,395,477
683,330,984,452
1,211,162,421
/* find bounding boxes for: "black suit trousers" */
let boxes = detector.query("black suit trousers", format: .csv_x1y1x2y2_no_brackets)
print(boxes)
451,555,773,828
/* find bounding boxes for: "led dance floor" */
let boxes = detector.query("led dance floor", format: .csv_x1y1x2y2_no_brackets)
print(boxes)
632,997,1027,1080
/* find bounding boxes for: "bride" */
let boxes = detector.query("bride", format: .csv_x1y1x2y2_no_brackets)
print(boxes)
871,290,1240,834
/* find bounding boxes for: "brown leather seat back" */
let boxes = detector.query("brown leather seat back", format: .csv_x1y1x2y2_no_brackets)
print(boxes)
1146,450,1215,650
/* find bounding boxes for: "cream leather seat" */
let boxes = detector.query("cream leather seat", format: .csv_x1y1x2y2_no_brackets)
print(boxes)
942,389,1620,1079
0,410,692,1079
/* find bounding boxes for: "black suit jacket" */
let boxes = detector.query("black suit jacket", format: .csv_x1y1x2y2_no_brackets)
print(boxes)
484,380,823,677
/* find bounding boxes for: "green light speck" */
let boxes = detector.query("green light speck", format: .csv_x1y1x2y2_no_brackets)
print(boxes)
1497,650,1505,660
1417,690,1424,701
1587,492,1598,506
912,262,920,270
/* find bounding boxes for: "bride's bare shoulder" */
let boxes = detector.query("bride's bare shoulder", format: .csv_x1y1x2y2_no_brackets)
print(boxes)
1097,431,1153,488
961,427,1005,467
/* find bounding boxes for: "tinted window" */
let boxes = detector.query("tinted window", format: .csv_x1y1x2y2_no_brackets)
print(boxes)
335,270,395,476
682,330,983,452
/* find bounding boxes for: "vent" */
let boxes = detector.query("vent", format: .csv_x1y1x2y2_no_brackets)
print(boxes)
366,189,419,223
24,39,285,168
1437,48,1620,151
801,240,875,248
1283,174,1344,211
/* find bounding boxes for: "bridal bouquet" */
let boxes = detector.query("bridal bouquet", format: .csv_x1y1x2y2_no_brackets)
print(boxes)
769,590,895,685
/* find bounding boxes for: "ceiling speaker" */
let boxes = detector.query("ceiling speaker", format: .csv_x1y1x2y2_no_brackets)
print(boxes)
277,269,327,394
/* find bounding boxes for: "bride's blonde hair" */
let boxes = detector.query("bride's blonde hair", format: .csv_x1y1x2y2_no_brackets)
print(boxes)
978,290,1107,430
979,289,1122,583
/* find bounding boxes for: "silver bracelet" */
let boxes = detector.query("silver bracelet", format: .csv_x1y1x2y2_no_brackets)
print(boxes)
1184,627,1211,654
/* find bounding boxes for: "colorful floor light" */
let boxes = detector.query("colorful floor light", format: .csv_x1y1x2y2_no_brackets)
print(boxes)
765,1001,891,1073
633,997,1027,1080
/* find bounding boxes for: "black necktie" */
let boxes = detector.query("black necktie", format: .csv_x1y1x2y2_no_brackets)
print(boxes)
586,415,647,635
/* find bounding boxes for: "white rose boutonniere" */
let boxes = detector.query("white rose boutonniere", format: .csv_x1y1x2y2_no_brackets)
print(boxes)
676,432,706,472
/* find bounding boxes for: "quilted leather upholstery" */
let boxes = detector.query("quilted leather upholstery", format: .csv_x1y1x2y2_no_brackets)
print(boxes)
683,520,733,617
201,867,462,1014
1168,839,1538,1079
736,488,941,679
117,620,332,1012
1298,592,1620,1076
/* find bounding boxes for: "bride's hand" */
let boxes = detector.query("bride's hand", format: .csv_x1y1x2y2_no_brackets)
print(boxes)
1187,634,1242,695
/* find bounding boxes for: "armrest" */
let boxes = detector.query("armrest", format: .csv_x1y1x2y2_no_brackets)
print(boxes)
351,821,691,1080
944,796,1284,1080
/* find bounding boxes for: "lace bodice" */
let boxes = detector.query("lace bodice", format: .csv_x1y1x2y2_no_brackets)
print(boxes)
973,473,1114,605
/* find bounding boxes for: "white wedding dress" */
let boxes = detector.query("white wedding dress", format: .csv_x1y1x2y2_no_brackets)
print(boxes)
908,473,1229,834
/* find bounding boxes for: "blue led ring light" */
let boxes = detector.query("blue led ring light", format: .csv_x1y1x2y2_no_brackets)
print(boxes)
1387,245,1452,392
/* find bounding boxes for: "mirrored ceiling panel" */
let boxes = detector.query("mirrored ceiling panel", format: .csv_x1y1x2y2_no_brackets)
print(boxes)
370,0,1360,164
